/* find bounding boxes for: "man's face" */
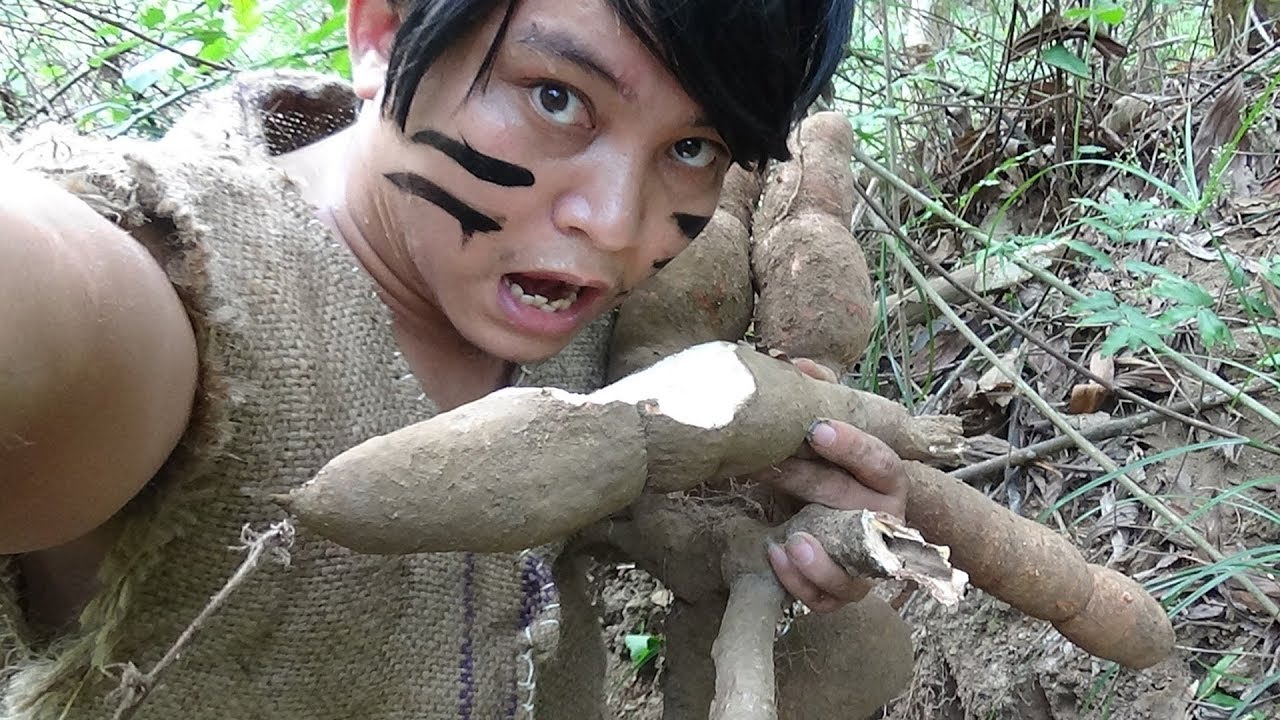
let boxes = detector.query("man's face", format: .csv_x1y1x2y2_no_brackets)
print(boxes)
351,0,730,364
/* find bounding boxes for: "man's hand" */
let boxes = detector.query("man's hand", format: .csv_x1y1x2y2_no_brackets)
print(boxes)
760,358,910,613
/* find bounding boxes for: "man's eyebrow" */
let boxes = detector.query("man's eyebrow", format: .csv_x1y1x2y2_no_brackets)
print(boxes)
516,28,625,95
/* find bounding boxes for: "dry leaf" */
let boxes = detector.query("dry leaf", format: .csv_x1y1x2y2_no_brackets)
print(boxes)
1192,77,1246,185
1068,353,1115,413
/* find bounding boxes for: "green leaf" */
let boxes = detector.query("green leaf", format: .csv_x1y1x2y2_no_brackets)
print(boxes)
231,0,261,32
1096,6,1127,25
1243,324,1280,339
624,633,662,669
1065,239,1114,270
330,48,352,78
1157,305,1198,326
303,12,347,45
139,6,166,28
1153,278,1213,308
1042,43,1091,79
1122,259,1175,280
1223,254,1250,289
200,37,235,63
1196,309,1234,348
1063,4,1126,25
1069,291,1118,316
1120,227,1174,243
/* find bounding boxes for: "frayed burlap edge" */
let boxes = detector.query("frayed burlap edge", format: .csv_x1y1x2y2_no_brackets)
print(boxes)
2,128,241,720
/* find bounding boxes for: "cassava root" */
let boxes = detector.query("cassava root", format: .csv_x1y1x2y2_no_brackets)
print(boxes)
906,461,1174,669
283,341,963,554
604,496,963,720
751,111,874,373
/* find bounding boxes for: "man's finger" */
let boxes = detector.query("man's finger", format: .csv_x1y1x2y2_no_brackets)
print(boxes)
791,357,839,384
807,420,907,506
753,458,900,515
768,539,827,608
783,532,871,604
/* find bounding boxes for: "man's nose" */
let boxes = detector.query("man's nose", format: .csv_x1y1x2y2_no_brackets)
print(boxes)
550,149,648,253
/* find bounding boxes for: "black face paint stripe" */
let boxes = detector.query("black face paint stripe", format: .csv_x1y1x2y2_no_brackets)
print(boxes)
673,213,712,241
410,129,535,187
652,257,676,271
384,172,502,239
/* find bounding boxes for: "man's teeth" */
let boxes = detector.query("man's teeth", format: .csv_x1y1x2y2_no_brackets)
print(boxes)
507,281,580,312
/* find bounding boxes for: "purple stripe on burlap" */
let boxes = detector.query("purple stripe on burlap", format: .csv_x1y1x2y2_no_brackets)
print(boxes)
503,553,559,719
458,552,477,720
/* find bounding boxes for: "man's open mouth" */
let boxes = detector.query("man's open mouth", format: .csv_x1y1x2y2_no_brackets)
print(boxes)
502,273,584,313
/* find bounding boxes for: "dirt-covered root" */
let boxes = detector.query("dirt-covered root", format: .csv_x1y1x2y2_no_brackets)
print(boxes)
750,111,874,373
709,574,787,720
278,387,648,554
884,590,1197,720
608,166,761,381
904,462,1175,669
1051,564,1175,670
755,112,858,237
580,493,965,720
285,342,965,555
718,164,764,230
775,597,916,720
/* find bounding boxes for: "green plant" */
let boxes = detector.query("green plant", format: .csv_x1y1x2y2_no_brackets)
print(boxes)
623,631,663,672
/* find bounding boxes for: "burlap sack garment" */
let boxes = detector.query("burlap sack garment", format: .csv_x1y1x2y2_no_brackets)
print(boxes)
1,71,608,720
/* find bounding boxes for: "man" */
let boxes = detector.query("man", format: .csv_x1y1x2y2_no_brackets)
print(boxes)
1,1,907,716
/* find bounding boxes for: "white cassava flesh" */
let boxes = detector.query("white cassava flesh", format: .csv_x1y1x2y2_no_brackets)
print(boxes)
589,341,755,428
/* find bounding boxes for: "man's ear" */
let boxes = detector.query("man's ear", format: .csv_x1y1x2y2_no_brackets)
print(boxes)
347,0,402,100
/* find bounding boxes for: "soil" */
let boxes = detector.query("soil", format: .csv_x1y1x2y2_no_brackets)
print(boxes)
593,561,668,720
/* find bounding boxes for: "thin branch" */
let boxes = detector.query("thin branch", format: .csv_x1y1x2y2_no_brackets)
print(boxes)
952,377,1277,482
107,76,221,138
15,64,94,132
37,0,232,72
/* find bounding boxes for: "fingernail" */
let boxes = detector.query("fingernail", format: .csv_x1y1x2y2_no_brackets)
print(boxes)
765,538,788,565
786,534,815,566
807,420,837,448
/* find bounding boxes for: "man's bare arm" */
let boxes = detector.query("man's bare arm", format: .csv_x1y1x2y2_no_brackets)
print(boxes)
1,167,198,553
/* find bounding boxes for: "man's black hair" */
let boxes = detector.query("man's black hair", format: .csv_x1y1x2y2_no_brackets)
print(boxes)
382,0,855,169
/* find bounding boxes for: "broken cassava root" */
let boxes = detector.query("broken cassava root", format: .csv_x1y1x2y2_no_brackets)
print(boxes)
704,506,963,720
905,462,1175,669
283,341,964,555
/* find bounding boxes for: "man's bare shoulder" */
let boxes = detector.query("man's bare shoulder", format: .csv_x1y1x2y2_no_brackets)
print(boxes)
0,166,198,553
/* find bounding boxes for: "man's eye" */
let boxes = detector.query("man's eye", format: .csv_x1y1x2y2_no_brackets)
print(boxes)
530,83,589,127
670,138,719,168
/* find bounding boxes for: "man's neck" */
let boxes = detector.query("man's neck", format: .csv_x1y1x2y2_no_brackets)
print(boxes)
275,129,515,411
